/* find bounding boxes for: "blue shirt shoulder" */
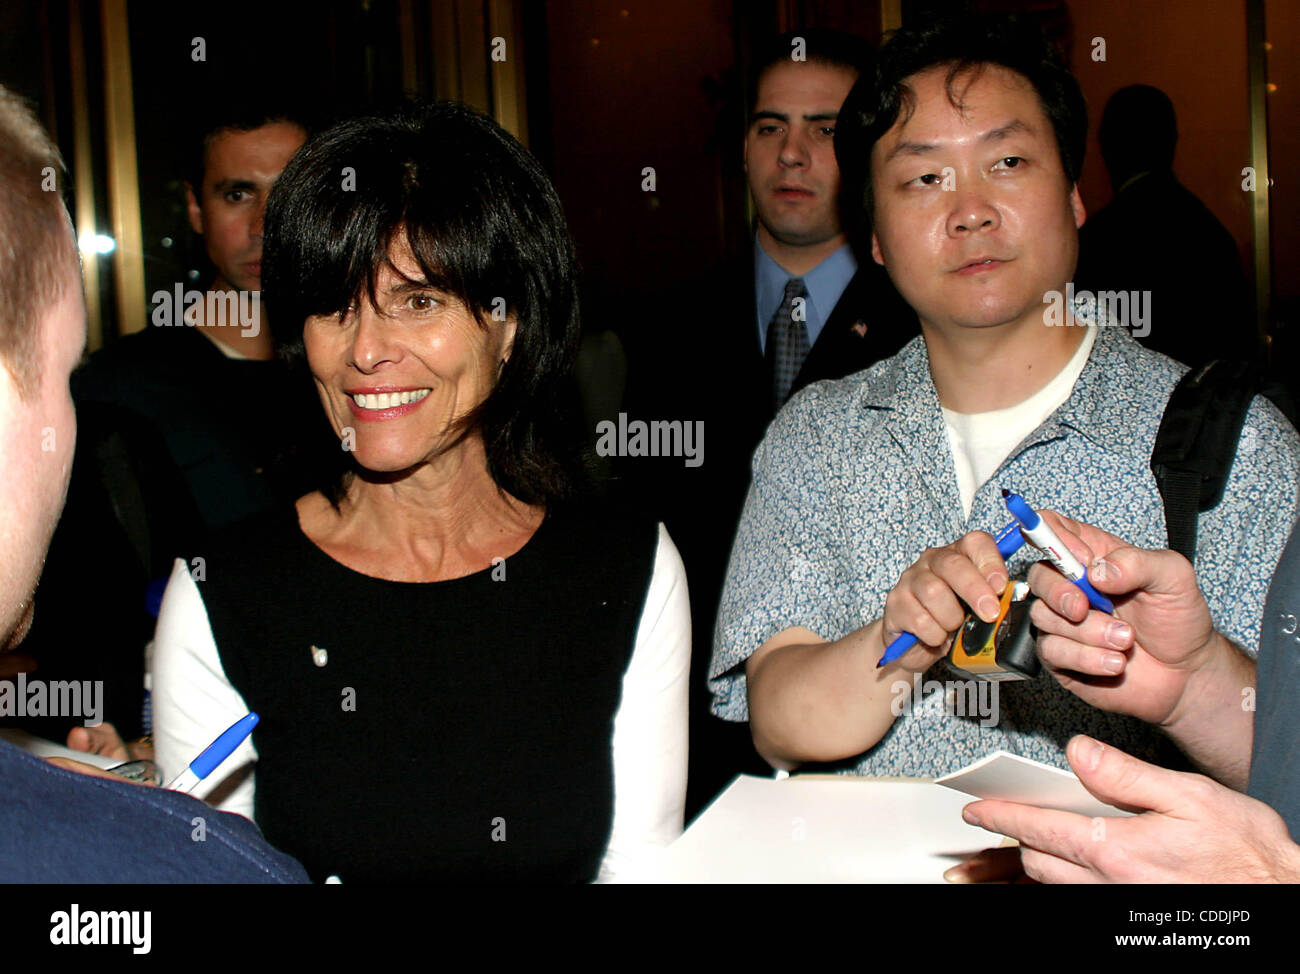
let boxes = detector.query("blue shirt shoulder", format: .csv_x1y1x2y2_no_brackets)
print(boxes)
0,740,309,883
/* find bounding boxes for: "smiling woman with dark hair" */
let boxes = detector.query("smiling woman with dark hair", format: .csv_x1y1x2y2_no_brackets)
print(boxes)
263,99,587,508
149,100,689,883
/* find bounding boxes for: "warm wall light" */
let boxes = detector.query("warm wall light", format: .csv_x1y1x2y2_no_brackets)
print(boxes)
79,233,116,255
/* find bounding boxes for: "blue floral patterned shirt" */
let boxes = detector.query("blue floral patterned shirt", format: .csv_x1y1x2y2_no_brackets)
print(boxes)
710,315,1300,777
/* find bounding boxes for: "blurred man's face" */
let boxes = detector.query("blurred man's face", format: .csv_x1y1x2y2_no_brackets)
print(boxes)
186,121,306,293
744,60,857,251
0,242,86,652
868,64,1085,335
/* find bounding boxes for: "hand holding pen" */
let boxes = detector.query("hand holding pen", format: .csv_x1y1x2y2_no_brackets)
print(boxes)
44,714,259,789
875,522,1022,669
877,491,1113,667
1023,510,1227,727
1001,490,1114,613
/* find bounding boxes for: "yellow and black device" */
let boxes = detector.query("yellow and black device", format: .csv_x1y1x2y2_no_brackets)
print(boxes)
949,579,1041,682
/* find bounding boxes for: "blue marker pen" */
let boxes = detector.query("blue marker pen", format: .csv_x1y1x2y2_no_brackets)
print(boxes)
876,521,1025,668
1001,489,1114,614
164,713,259,794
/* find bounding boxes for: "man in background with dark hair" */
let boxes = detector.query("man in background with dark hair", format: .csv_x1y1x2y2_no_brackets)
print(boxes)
74,97,312,531
1075,84,1251,367
740,28,918,415
0,82,306,882
710,14,1299,787
624,29,917,817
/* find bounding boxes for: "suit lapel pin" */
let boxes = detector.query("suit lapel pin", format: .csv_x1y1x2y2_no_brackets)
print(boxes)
851,320,869,338
311,645,328,667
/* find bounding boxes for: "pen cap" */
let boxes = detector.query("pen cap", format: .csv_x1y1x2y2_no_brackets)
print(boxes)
1002,490,1038,529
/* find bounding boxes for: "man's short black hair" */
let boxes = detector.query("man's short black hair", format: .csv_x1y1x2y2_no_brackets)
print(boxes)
835,13,1087,234
262,99,585,507
747,29,875,114
184,86,316,191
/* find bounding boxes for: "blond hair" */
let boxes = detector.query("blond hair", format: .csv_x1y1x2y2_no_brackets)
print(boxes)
0,85,75,398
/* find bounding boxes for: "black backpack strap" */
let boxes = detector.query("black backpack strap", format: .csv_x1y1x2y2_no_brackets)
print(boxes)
1151,360,1262,563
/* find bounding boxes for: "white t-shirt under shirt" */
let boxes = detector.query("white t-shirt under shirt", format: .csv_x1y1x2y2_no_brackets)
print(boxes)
943,327,1097,519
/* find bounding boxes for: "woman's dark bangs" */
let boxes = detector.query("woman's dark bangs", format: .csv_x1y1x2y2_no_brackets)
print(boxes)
296,195,423,321
402,201,492,322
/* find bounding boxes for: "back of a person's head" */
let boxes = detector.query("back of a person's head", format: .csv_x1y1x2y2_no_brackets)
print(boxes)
0,85,74,400
748,28,876,111
835,12,1086,234
1099,84,1177,183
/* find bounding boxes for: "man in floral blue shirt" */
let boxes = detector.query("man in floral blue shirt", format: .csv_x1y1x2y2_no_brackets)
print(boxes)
709,13,1300,779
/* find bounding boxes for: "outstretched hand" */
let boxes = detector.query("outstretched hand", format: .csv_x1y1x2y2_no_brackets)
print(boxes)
1026,510,1223,727
962,736,1300,883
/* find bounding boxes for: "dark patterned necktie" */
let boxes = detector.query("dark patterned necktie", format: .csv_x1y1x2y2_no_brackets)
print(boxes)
766,276,809,411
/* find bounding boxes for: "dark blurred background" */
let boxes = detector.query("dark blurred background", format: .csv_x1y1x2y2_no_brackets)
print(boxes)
5,0,1293,365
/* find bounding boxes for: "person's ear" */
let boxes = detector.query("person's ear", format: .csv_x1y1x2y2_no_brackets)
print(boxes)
500,315,518,370
185,182,204,236
1069,183,1086,229
871,229,885,266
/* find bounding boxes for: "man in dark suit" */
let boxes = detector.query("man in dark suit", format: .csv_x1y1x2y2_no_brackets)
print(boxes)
622,29,917,817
